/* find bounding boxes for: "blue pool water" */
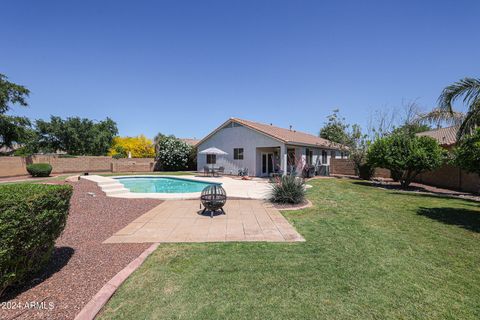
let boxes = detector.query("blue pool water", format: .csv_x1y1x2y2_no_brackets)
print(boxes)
115,176,219,193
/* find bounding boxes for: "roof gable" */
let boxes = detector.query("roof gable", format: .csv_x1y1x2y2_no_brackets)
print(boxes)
198,117,345,149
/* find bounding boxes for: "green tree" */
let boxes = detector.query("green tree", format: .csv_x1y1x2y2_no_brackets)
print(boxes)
320,109,371,176
155,135,192,171
319,109,352,145
34,116,118,155
392,123,431,137
367,132,445,188
422,78,480,140
454,128,480,176
0,74,31,149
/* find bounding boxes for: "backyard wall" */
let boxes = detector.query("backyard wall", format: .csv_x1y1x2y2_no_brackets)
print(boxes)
0,156,156,178
330,158,356,176
330,158,391,178
330,158,480,193
415,164,480,193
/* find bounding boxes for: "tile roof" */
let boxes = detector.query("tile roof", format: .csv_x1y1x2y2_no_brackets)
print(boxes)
416,126,458,146
180,138,200,146
199,117,345,149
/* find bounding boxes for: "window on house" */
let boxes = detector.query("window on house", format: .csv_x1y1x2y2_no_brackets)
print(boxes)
207,154,216,164
233,148,244,160
331,150,336,159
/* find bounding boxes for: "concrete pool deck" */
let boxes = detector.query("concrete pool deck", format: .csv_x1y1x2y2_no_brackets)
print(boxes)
104,199,305,243
81,174,272,199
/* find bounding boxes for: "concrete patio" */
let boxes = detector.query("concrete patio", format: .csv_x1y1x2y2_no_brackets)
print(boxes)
104,200,305,243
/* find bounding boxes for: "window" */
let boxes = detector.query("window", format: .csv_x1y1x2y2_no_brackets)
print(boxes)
233,148,244,160
331,150,336,159
322,150,328,164
207,154,216,164
306,148,313,165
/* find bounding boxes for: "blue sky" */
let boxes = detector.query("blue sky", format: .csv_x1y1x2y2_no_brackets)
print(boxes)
2,0,479,139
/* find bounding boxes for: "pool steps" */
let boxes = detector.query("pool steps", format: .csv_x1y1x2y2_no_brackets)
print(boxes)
87,178,130,196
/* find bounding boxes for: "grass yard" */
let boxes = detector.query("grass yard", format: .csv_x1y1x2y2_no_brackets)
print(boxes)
98,178,480,320
0,174,71,185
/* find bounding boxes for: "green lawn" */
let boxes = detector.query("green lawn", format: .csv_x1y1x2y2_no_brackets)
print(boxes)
0,175,71,185
98,179,480,320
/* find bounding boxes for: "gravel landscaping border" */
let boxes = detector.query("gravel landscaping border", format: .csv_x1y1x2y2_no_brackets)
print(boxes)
1,180,162,320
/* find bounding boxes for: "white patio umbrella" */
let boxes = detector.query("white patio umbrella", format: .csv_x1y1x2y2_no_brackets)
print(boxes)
199,147,228,175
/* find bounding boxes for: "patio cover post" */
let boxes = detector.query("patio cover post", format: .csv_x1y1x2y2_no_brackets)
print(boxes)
280,145,287,176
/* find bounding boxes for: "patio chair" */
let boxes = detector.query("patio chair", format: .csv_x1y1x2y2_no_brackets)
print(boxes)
216,166,225,176
203,165,211,176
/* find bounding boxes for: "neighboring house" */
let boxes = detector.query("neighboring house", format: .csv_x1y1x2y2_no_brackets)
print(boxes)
196,118,346,177
0,143,22,155
179,138,200,147
416,125,458,150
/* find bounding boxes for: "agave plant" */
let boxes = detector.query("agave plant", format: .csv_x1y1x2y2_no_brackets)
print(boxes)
269,175,306,204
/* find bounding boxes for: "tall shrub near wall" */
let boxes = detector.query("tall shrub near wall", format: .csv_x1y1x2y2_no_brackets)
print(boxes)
155,136,192,171
0,184,73,297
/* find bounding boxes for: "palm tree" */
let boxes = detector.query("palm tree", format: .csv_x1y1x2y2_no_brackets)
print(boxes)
435,77,480,140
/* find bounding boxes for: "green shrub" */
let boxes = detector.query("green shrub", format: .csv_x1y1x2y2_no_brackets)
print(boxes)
390,169,402,182
358,163,375,180
0,184,72,297
454,128,480,175
26,163,52,177
112,153,126,159
367,132,445,188
270,175,306,204
155,136,192,171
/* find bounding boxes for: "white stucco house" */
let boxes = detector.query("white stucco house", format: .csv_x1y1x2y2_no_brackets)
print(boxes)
196,118,347,177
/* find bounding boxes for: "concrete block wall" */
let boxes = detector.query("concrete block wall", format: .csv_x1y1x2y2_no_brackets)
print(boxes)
0,155,156,178
330,159,356,176
415,164,480,193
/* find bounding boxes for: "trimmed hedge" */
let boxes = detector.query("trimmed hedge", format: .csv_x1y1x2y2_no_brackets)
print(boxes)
26,163,52,177
0,184,73,297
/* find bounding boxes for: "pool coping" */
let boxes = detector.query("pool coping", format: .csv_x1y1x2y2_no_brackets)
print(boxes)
81,175,271,200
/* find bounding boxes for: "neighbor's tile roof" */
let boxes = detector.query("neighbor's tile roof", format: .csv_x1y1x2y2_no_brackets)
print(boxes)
180,138,200,146
416,126,458,146
230,118,345,149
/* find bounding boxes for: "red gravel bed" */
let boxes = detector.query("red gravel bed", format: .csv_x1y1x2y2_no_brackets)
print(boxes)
1,180,162,320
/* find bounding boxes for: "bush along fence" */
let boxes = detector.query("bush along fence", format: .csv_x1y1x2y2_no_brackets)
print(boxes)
0,184,73,297
0,155,156,178
330,158,480,193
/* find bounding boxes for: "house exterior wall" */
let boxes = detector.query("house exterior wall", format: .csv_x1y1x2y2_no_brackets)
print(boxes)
197,124,283,176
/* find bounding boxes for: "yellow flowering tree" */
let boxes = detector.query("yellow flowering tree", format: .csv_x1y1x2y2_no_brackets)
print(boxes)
108,135,155,158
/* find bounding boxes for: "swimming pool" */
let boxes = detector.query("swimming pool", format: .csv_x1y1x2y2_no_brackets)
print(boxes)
115,176,219,193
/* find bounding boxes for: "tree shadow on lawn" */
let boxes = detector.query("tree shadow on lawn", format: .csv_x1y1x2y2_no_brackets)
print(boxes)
1,246,74,301
417,207,480,233
352,181,480,204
